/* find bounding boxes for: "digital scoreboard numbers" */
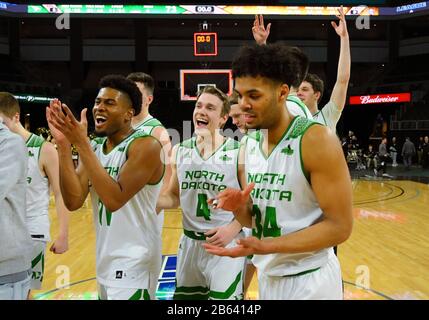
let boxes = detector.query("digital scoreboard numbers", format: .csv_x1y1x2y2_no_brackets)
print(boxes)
193,32,217,57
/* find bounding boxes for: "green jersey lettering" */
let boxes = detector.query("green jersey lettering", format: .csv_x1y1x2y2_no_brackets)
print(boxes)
196,193,211,221
280,191,292,201
252,205,281,238
263,206,281,237
252,205,263,239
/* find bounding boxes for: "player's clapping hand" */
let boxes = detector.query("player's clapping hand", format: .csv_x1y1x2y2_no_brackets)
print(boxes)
46,99,70,146
208,183,255,213
46,101,88,147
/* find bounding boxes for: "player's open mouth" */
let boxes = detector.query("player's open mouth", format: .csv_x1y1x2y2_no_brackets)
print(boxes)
196,118,209,128
95,116,107,128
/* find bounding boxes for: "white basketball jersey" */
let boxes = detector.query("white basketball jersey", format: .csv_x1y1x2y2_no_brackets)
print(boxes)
244,116,333,276
25,134,50,239
286,94,313,119
134,114,163,136
176,137,241,233
133,115,167,235
313,101,341,132
90,131,163,289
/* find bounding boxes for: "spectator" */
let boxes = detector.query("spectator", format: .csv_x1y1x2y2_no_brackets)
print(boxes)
402,137,416,170
417,136,424,166
389,137,398,167
378,138,390,176
364,144,378,172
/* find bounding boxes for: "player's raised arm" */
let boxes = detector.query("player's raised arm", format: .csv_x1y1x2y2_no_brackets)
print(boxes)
252,14,271,45
329,6,351,112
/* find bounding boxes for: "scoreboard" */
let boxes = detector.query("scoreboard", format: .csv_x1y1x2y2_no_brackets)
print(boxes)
193,32,217,57
1,2,428,16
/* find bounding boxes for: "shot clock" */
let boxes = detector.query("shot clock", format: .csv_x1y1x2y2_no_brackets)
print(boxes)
193,32,218,57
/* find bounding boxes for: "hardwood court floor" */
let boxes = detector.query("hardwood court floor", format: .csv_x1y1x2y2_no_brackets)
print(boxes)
31,178,429,300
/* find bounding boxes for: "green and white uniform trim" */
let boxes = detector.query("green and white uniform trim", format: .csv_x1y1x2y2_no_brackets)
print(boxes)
176,137,241,232
25,134,50,241
133,114,167,233
286,94,342,132
134,114,164,136
25,134,50,289
30,241,46,289
243,116,334,277
174,270,243,300
313,100,342,132
174,234,245,300
90,131,163,290
286,93,313,120
174,136,245,300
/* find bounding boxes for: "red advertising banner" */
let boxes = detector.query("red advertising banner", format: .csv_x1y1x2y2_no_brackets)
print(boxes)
350,93,411,105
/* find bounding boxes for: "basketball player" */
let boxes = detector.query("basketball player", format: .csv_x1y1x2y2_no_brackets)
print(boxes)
0,92,69,295
0,111,33,300
228,92,247,136
203,44,353,300
253,7,351,131
127,72,172,235
46,75,164,300
157,86,245,300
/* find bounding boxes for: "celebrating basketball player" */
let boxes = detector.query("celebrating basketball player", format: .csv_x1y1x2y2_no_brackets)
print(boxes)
46,75,164,300
157,86,245,300
203,44,353,300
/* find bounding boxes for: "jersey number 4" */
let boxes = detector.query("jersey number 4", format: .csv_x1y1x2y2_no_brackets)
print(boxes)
252,205,280,238
196,193,211,221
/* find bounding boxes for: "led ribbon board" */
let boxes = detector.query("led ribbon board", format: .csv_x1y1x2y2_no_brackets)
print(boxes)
24,4,381,16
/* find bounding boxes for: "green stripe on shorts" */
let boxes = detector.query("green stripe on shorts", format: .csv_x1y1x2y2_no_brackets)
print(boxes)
209,271,243,300
174,285,209,300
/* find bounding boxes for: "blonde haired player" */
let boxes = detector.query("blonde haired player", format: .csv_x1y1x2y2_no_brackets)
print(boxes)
157,86,245,300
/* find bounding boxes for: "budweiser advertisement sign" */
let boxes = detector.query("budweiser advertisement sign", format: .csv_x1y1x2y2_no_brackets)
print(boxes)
349,93,411,105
